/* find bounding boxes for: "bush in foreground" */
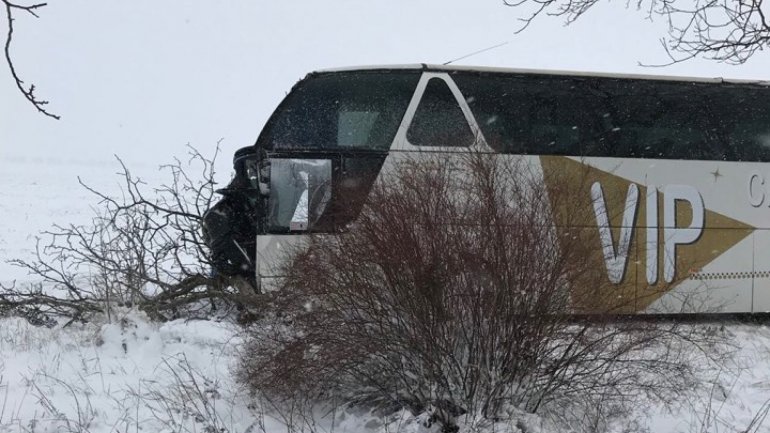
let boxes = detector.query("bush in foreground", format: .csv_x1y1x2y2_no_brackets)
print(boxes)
239,152,729,432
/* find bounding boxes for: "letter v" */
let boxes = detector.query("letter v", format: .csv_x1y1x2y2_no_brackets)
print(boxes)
591,182,639,284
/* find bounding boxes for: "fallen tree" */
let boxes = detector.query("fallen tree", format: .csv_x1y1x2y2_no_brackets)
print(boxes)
1,145,264,324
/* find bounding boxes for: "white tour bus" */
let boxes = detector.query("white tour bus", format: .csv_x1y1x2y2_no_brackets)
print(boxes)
206,64,770,314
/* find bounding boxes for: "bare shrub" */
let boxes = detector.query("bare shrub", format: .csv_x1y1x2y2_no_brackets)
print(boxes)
130,354,238,433
18,372,98,433
0,145,265,323
239,152,729,432
0,365,7,426
745,398,770,433
690,369,770,433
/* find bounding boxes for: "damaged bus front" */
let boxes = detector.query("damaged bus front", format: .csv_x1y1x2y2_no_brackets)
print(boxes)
203,68,422,289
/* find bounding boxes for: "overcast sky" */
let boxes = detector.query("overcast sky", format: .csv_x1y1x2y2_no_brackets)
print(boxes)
2,0,769,174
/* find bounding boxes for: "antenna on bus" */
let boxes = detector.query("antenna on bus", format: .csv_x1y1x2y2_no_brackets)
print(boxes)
443,41,510,65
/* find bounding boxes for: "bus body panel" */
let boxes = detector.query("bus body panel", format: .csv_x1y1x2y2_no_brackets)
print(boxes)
753,230,770,312
256,153,770,313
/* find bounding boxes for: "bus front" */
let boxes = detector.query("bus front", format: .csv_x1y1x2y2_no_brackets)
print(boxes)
247,68,422,289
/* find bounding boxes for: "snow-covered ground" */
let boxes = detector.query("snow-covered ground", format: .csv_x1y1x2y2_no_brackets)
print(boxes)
1,310,770,433
647,326,770,432
0,310,256,433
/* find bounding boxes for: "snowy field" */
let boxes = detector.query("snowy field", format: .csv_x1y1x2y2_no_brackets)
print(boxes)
0,156,171,287
0,310,769,432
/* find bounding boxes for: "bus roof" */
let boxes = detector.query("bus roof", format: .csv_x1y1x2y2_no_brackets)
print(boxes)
314,63,770,86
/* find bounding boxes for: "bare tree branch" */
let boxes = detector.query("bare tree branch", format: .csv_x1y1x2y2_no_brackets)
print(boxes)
2,0,59,119
505,0,770,64
2,144,266,324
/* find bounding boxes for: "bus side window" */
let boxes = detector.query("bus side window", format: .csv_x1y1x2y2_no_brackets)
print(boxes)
407,78,475,147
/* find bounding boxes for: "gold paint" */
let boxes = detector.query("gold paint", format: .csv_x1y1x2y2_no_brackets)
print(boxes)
539,156,754,313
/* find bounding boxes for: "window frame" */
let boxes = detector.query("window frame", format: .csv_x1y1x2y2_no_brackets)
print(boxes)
391,72,491,153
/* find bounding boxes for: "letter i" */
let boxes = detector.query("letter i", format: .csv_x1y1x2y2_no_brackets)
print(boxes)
646,187,658,285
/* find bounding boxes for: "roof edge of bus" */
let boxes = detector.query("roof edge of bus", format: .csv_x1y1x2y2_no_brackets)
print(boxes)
313,63,770,86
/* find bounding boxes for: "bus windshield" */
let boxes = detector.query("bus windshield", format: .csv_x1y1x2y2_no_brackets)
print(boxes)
259,71,420,152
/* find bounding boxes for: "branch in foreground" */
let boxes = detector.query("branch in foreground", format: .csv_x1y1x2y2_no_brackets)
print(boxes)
504,0,770,64
1,146,266,324
2,0,59,119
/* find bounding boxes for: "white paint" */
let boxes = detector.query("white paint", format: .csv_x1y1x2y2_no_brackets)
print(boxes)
591,182,639,284
663,185,705,283
290,172,309,231
748,171,765,207
646,186,658,285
